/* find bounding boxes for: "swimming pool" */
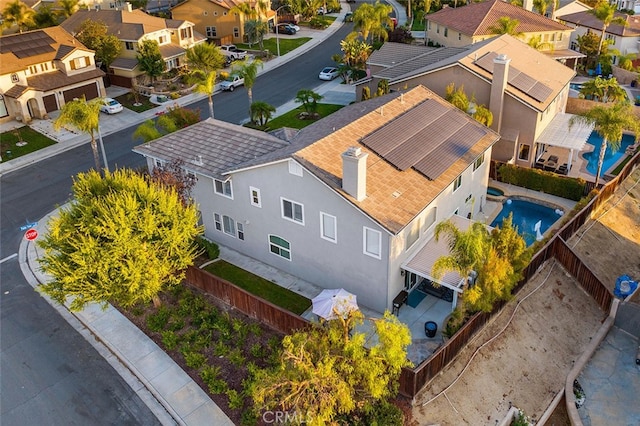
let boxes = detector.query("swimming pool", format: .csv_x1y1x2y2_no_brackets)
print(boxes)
569,82,583,91
490,198,563,246
583,131,635,176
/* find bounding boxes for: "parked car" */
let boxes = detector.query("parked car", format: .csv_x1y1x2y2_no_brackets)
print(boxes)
287,23,301,32
219,44,247,61
100,97,123,114
273,23,296,35
317,6,325,14
220,74,244,91
344,12,353,22
318,66,340,81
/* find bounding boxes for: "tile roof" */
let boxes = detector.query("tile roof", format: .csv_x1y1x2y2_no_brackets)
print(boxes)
26,68,105,92
4,85,28,98
61,9,172,41
0,26,91,75
159,43,186,59
558,10,640,37
110,57,139,70
367,43,442,67
372,44,470,81
428,0,571,36
294,86,499,234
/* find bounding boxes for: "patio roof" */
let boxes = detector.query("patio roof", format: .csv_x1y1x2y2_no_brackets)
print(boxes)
401,215,486,292
536,113,594,150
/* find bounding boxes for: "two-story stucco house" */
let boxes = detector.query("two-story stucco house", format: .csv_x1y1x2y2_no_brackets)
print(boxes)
171,0,275,45
424,0,584,68
0,26,105,123
61,5,205,86
134,86,500,313
358,35,593,172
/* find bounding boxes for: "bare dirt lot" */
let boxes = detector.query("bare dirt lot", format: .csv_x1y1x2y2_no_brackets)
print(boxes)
410,169,640,425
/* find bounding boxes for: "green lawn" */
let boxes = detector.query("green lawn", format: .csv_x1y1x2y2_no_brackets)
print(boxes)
204,260,311,315
237,37,311,57
265,104,345,130
1,126,56,161
114,93,156,113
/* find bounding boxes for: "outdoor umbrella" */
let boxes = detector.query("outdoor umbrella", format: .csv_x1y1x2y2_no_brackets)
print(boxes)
312,288,359,320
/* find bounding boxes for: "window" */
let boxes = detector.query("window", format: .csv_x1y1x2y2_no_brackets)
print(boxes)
282,198,304,224
29,65,37,74
518,144,531,161
214,213,222,231
423,206,437,231
158,35,167,44
444,28,448,37
214,11,218,15
269,235,291,260
233,27,240,38
427,21,431,30
453,175,462,192
206,26,217,38
436,24,439,34
223,215,236,236
405,219,420,250
473,153,485,171
180,27,192,39
0,95,8,118
125,41,135,50
288,159,302,176
249,187,261,207
320,212,337,243
203,10,208,15
237,223,244,240
40,62,48,72
214,179,232,198
458,32,461,41
363,227,381,259
10,73,18,83
70,56,89,70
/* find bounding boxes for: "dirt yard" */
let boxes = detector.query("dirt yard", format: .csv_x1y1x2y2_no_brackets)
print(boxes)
410,169,640,425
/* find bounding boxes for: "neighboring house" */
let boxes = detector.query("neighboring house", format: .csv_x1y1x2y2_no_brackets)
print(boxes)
60,4,205,86
0,26,105,123
171,0,275,45
359,35,591,170
134,86,500,313
553,0,592,20
614,0,640,14
558,9,640,59
424,0,583,68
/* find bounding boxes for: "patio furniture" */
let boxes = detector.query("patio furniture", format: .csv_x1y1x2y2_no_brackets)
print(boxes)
418,278,454,302
557,163,568,175
534,159,545,169
544,155,558,171
392,290,408,315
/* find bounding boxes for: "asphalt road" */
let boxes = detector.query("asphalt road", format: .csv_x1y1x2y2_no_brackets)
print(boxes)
0,22,352,425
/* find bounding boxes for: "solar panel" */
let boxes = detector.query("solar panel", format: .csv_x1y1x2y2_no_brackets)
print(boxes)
0,31,55,58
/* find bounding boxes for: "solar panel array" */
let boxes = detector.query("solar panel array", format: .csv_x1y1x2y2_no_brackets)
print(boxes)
361,99,487,180
0,31,55,59
474,52,553,103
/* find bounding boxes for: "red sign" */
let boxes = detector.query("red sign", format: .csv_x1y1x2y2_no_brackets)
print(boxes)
25,229,38,241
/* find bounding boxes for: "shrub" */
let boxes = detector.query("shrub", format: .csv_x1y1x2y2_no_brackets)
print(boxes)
226,389,244,410
309,17,329,28
168,317,186,331
183,350,207,369
247,322,262,337
228,348,246,367
147,306,171,332
200,364,222,385
497,163,586,201
209,378,228,394
213,340,230,357
195,236,219,260
161,330,180,350
336,399,404,425
250,343,264,358
170,92,180,100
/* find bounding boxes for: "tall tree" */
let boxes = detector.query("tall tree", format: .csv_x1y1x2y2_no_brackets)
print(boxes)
527,34,552,51
54,97,104,172
189,69,217,119
55,0,79,20
75,19,122,69
137,39,165,83
588,1,627,58
1,0,35,33
569,102,640,186
33,4,57,28
352,2,392,43
186,42,225,73
232,58,263,116
250,310,411,425
250,100,276,126
149,158,197,206
38,169,203,311
488,16,523,38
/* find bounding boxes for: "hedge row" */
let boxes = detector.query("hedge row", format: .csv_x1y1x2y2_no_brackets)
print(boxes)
497,164,586,201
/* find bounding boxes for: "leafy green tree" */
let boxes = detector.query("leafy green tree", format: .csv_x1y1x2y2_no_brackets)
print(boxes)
232,58,263,116
75,19,123,69
133,120,162,142
185,43,225,73
133,105,201,142
244,19,269,49
137,39,165,83
55,0,79,20
250,101,276,126
149,158,197,206
445,82,469,112
295,89,323,114
190,69,217,118
611,49,637,71
579,76,626,103
588,1,627,58
352,2,392,43
250,310,411,426
576,31,605,70
527,34,552,51
2,0,35,33
54,97,104,171
361,86,371,101
376,79,390,97
488,16,523,38
472,104,493,127
339,32,372,70
532,0,558,15
33,4,57,28
38,169,203,311
569,101,640,186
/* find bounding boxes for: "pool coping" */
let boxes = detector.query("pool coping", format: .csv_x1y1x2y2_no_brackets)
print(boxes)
578,130,636,177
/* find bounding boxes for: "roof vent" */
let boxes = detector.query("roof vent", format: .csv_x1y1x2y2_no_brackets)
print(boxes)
345,146,362,157
192,155,203,165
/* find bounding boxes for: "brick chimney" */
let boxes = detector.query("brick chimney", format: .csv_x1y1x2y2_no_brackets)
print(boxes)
341,146,368,201
489,54,510,133
125,2,132,12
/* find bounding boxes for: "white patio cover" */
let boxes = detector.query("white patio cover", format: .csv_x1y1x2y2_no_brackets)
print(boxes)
536,113,594,150
312,289,359,320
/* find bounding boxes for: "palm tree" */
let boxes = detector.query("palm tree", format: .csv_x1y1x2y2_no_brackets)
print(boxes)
353,2,391,43
54,97,105,172
527,34,552,51
588,1,628,59
232,58,263,116
532,0,558,16
186,43,225,73
2,0,35,33
295,89,323,114
250,101,276,126
569,102,640,186
55,0,79,20
488,17,523,39
610,49,637,71
190,69,217,119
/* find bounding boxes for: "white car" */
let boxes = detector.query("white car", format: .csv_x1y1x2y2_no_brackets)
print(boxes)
318,66,339,81
288,23,301,32
100,98,123,114
220,74,244,91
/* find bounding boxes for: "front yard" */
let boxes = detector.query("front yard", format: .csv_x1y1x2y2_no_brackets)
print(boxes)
0,126,56,161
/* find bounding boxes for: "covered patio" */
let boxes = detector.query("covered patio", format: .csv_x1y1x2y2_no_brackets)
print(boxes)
534,113,594,175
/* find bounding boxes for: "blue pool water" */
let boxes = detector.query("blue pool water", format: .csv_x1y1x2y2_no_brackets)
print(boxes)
487,186,504,197
569,83,583,91
490,198,563,246
583,132,635,176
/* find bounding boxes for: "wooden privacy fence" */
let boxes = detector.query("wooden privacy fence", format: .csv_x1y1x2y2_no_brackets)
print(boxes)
398,154,638,399
185,267,310,335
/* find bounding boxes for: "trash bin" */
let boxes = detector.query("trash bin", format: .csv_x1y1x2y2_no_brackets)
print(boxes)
425,321,437,338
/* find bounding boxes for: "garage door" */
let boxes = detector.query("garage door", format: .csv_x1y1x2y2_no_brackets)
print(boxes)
43,94,57,113
63,83,99,103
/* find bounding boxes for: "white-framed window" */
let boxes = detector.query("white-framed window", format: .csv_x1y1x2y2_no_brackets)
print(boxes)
158,35,167,44
288,160,303,176
363,227,381,259
269,235,291,260
214,213,222,231
405,218,420,250
249,187,261,207
233,27,239,37
223,215,236,236
320,212,337,243
453,175,462,192
214,179,232,198
214,11,218,15
203,10,208,15
154,159,164,168
206,26,217,38
473,153,485,171
70,56,89,70
125,41,135,50
237,223,244,240
518,144,531,161
281,198,304,224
